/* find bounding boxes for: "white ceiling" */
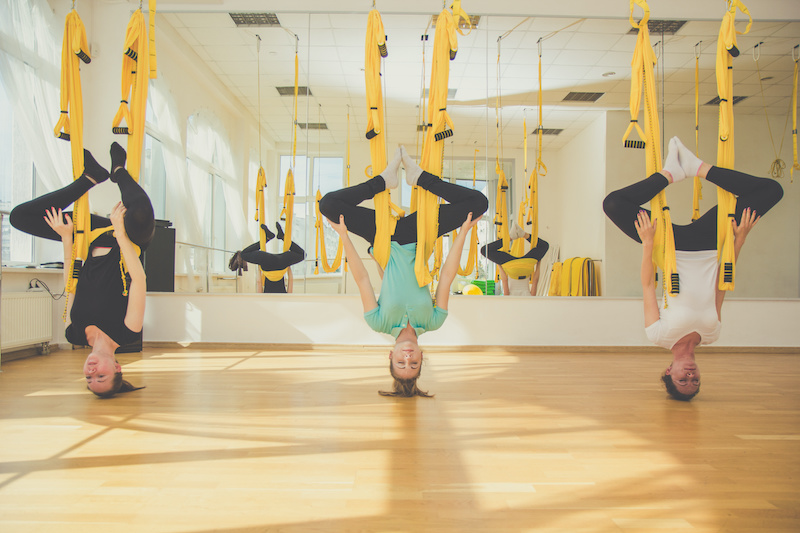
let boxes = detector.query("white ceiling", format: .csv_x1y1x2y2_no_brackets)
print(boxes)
159,3,800,153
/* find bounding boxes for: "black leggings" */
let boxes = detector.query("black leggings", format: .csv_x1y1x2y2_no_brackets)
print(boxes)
10,168,155,251
241,241,305,294
481,237,550,265
318,171,489,246
602,167,783,251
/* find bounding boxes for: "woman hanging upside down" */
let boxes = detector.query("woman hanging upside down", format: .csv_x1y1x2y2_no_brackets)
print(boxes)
319,146,488,398
603,136,783,401
480,222,549,296
228,222,305,293
10,143,154,399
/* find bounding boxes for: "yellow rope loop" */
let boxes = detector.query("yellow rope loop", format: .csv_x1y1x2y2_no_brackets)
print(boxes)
112,9,151,181
449,0,471,37
792,53,799,182
315,190,344,273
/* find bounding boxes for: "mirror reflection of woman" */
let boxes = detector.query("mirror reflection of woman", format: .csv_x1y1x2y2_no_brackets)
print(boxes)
603,137,783,400
320,146,487,398
10,143,154,398
480,222,549,296
228,222,305,293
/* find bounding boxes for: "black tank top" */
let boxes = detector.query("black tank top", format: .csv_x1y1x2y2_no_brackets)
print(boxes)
65,242,140,347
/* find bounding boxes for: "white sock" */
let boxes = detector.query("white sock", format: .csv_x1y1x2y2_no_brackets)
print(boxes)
672,136,704,179
509,222,524,241
662,137,685,183
380,147,403,189
400,145,423,186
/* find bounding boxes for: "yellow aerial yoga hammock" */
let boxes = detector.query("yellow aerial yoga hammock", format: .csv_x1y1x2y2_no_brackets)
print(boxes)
262,44,299,283
54,9,91,301
411,2,469,287
715,0,752,291
452,148,479,277
623,0,679,298
364,9,403,272
492,36,511,256
314,107,345,274
111,1,158,181
793,45,800,181
692,42,704,221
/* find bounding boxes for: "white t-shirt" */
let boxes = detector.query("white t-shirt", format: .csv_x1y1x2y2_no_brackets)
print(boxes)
506,277,530,296
644,250,722,349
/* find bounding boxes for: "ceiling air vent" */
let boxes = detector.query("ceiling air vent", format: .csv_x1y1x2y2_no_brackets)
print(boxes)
276,86,312,96
229,13,281,27
431,14,480,30
532,128,564,136
704,96,748,106
298,123,328,130
627,19,687,35
562,92,604,103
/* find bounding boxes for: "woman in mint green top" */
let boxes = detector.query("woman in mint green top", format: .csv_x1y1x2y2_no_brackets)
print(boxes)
321,146,487,397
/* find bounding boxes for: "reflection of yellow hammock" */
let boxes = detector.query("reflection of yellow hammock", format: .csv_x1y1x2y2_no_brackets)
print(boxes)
452,149,479,277
261,49,299,283
623,0,678,298
714,0,752,291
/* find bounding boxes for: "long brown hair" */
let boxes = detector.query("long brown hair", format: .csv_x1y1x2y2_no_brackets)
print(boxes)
89,372,144,399
379,363,433,398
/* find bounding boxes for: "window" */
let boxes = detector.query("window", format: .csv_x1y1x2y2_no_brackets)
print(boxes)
0,80,35,265
143,133,167,220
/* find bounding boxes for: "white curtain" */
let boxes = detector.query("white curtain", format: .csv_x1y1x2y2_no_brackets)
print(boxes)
0,0,71,193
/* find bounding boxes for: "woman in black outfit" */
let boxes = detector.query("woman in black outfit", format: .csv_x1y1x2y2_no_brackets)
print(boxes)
229,222,305,293
10,143,154,398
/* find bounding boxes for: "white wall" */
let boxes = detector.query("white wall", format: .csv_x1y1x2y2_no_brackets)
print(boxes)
143,293,800,348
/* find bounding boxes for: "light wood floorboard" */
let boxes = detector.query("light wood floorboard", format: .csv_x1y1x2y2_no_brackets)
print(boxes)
0,347,798,532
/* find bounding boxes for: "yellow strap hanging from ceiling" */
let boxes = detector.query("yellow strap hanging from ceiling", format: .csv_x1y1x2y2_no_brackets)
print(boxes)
715,0,752,291
315,190,344,273
453,148,479,277
111,7,155,181
692,43,703,221
414,4,464,288
792,46,799,182
54,9,90,300
364,9,400,273
263,47,299,283
626,0,679,299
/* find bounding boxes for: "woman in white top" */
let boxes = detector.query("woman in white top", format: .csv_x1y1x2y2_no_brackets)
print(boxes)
603,137,783,400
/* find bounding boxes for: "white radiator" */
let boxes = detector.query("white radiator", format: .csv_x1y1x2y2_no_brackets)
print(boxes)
1,291,53,352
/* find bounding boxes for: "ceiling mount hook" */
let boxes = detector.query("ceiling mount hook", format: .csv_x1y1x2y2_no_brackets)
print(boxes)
793,44,799,62
695,41,702,59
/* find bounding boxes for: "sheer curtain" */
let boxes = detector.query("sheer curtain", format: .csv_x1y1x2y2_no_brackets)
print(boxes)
0,0,71,193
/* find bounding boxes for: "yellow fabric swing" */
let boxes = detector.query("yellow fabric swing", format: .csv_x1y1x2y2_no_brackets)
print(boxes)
412,1,470,288
715,0,752,291
111,1,158,181
54,8,92,302
364,9,403,272
313,107,348,274
623,0,679,298
262,48,298,283
793,46,799,181
452,148,480,277
692,42,704,221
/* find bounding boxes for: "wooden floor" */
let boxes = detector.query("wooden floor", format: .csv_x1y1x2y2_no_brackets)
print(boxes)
0,346,798,533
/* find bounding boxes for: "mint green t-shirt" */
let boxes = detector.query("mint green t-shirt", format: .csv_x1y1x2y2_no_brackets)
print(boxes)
363,242,449,339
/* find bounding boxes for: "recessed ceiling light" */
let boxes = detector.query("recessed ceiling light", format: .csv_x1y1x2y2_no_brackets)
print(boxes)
602,71,616,77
